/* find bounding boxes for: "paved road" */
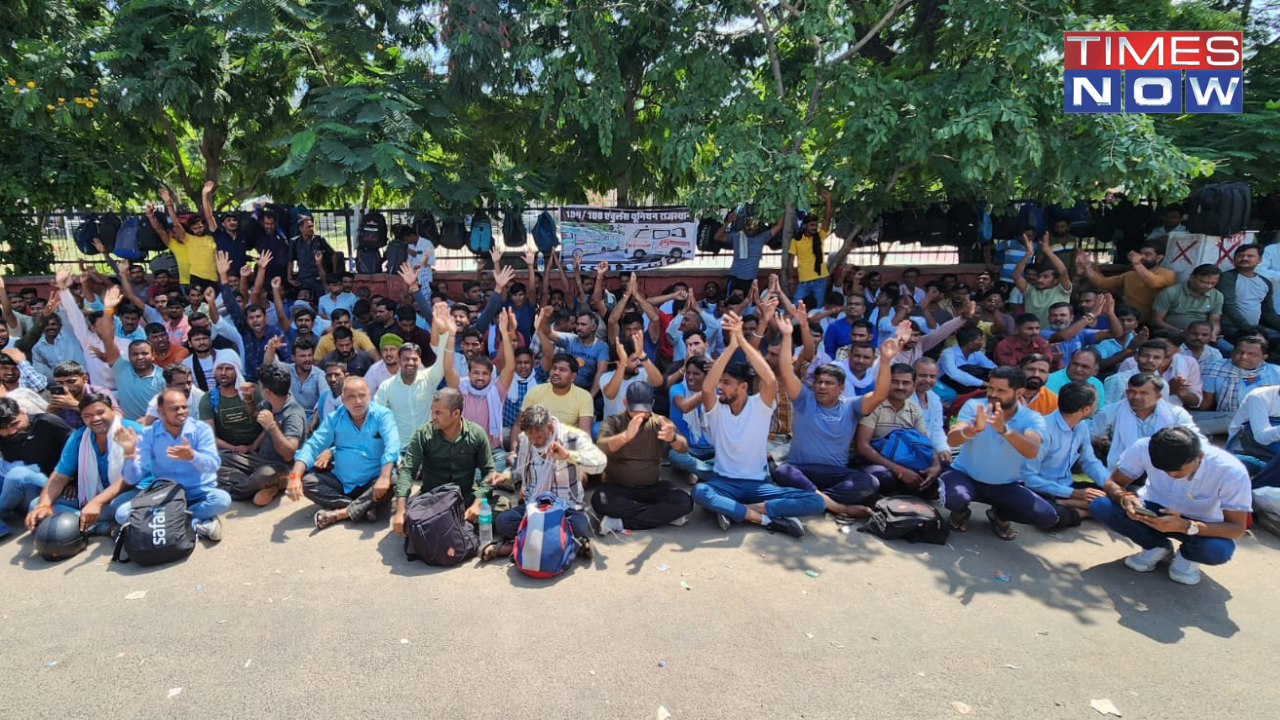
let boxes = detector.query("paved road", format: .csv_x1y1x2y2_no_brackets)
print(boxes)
2,495,1278,719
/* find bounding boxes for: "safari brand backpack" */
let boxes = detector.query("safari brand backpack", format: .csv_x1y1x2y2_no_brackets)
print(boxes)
112,480,196,565
468,209,494,254
861,496,950,545
532,210,558,254
404,484,479,567
112,217,143,259
513,492,579,578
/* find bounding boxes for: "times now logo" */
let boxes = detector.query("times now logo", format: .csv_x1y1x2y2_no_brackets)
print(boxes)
1064,32,1243,113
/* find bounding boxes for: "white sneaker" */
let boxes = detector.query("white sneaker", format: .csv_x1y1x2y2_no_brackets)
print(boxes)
669,514,690,527
599,516,625,535
195,517,224,543
1124,545,1173,572
1168,552,1201,586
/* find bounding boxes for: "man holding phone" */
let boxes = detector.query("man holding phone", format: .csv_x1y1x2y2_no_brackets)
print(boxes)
1089,426,1251,586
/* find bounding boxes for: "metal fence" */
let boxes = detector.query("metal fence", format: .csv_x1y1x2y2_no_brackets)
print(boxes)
22,208,1117,275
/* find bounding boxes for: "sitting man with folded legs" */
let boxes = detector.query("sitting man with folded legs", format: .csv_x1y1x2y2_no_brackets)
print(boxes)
24,393,143,537
689,312,826,539
1089,426,1250,585
940,365,1059,540
1021,382,1109,529
593,383,695,533
216,362,306,506
285,377,400,530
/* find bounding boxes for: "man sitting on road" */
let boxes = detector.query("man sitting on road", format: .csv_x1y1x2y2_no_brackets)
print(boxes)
0,397,72,539
593,383,694,533
286,377,400,530
1193,336,1280,435
854,362,945,500
1022,382,1109,529
1017,353,1057,416
1091,373,1199,469
941,366,1058,540
216,362,306,507
1090,426,1250,586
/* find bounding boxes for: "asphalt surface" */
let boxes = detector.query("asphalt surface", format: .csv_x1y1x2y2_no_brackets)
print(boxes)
2,487,1278,719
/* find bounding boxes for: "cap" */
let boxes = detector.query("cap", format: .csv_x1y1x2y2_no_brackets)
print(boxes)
379,333,404,349
625,382,654,413
290,301,315,318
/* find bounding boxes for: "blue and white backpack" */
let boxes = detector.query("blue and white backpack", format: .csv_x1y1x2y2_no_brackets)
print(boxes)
513,492,579,578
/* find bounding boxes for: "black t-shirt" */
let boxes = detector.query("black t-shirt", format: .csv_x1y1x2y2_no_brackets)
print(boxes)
0,413,73,476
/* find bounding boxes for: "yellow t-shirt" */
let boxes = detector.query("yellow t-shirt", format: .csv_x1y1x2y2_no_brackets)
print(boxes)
315,329,375,357
789,230,830,283
169,239,191,285
184,232,218,282
521,383,593,429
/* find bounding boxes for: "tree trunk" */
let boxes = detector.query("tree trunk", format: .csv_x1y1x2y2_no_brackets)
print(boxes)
615,173,631,207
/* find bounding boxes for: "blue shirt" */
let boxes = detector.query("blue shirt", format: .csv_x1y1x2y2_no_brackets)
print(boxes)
1042,328,1099,364
123,418,221,492
282,362,324,420
668,381,693,440
555,333,610,389
213,228,250,276
55,420,146,482
787,385,864,467
112,358,166,420
823,317,854,358
727,229,772,280
223,284,288,381
113,317,146,342
939,345,996,388
295,404,400,493
952,399,1046,484
1021,411,1107,498
319,292,358,318
1045,369,1105,408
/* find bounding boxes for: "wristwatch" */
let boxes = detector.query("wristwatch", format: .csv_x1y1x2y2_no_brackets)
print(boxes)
1186,520,1200,536
998,426,1011,436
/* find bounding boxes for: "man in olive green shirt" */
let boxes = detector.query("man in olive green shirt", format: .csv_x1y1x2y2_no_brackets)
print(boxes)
1152,264,1223,340
393,388,501,537
592,383,693,532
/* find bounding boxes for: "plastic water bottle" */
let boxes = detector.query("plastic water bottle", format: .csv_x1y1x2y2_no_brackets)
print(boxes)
478,498,493,546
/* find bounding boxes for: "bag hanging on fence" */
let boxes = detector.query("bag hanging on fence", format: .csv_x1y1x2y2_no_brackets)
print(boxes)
356,209,389,250
532,210,558,254
113,217,143,259
502,207,528,248
74,215,100,255
414,213,441,245
1186,182,1251,238
468,209,494,255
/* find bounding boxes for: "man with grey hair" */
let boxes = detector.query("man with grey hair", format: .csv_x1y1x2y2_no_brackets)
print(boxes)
1091,372,1199,469
393,388,503,537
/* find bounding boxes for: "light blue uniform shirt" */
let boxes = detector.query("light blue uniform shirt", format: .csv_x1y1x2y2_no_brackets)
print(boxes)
111,358,166,420
1021,411,1108,498
295,403,400,493
123,417,220,492
952,398,1045,485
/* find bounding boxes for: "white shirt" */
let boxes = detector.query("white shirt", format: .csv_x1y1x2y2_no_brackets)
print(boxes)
1109,354,1203,407
1228,385,1280,445
1180,343,1223,369
364,360,395,395
706,394,775,480
1118,440,1252,522
909,389,949,454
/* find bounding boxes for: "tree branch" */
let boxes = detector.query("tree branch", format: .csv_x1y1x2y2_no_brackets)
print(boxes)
825,0,913,67
748,1,787,99
158,111,196,200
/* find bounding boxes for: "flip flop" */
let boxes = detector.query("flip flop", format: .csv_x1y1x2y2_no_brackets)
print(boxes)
314,510,340,530
986,509,1017,540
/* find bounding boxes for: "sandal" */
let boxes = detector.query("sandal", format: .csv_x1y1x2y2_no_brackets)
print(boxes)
314,510,341,530
986,509,1017,540
480,541,512,562
949,508,971,532
578,539,593,560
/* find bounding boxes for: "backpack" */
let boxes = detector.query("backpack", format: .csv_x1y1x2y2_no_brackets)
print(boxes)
921,203,948,246
356,209,389,250
502,208,528,248
532,210,559,254
150,251,178,278
513,492,579,578
438,215,468,250
946,202,981,248
871,428,935,471
74,215,100,255
1017,200,1045,237
1186,182,1252,237
696,218,722,255
414,213,440,245
113,217,143,259
861,496,951,545
111,480,196,565
137,216,166,254
403,484,479,567
468,209,494,254
97,212,122,252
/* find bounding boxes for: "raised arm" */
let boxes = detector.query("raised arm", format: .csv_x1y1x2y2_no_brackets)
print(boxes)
144,203,171,248
734,311,777,407
497,308,517,391
1039,232,1072,290
818,186,833,234
701,315,740,411
98,287,124,365
858,329,905,415
1011,235,1033,292
774,313,802,400
200,180,217,232
535,305,556,375
158,187,186,243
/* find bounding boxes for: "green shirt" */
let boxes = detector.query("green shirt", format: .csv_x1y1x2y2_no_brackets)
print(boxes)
1153,282,1224,330
198,388,265,446
395,418,495,502
1022,284,1071,328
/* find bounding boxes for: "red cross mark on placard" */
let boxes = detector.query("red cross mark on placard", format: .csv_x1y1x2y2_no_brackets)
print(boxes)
1216,235,1244,265
1171,239,1196,266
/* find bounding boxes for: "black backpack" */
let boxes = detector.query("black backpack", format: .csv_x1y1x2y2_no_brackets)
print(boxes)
532,210,558,254
696,218,722,255
74,214,100,255
356,209,389,250
97,212,122,252
502,208,528,248
112,480,196,565
414,213,440,245
860,496,950,545
438,215,468,250
404,484,479,567
1186,182,1252,237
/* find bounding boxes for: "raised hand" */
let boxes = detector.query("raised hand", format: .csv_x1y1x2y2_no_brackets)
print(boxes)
114,425,139,455
259,249,274,268
216,250,232,277
523,248,537,267
167,437,196,461
879,334,901,361
42,292,61,317
596,260,608,277
972,403,989,434
721,311,744,339
55,267,73,290
103,286,122,310
202,180,216,194
775,313,794,337
203,286,217,306
431,300,455,335
988,402,1007,434
960,299,977,319
144,203,156,218
489,244,502,268
271,276,283,293
656,416,676,443
494,265,515,293
239,263,254,280
614,340,630,368
792,300,808,324
398,261,417,288
158,187,171,203
893,320,912,348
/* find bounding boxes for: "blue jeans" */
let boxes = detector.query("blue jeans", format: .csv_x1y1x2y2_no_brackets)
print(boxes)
691,474,826,523
0,466,48,515
793,278,828,309
668,446,716,482
773,463,877,505
1089,497,1235,565
114,486,233,527
41,490,140,535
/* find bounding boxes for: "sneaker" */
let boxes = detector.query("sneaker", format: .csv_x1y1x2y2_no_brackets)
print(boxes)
1168,552,1201,586
764,516,805,539
716,513,731,531
669,514,689,527
1124,545,1173,572
195,517,224,543
599,516,625,536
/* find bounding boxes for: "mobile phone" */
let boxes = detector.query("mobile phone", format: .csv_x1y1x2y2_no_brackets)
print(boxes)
49,386,67,396
1131,506,1159,518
